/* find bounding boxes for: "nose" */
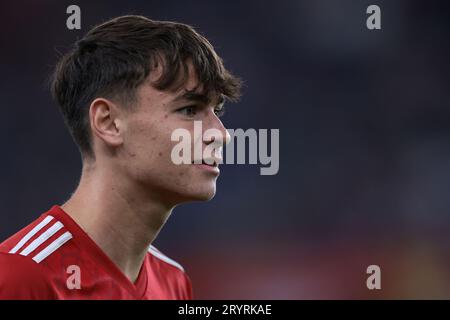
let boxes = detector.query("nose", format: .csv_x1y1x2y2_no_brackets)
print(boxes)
204,112,230,146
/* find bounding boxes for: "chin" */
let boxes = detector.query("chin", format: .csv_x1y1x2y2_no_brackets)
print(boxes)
195,191,216,201
179,185,217,203
191,189,217,202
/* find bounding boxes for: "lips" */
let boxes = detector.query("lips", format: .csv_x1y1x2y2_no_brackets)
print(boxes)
192,158,220,167
191,158,221,175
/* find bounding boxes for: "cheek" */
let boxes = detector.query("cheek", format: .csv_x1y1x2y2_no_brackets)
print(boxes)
123,118,217,199
125,117,182,169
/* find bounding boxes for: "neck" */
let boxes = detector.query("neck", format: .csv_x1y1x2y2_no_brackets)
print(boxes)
61,160,174,283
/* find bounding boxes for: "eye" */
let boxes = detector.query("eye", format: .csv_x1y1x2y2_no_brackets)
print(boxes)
176,105,198,117
214,104,226,118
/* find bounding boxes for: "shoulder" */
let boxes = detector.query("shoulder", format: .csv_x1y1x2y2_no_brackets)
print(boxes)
0,252,57,299
0,210,74,299
0,211,73,264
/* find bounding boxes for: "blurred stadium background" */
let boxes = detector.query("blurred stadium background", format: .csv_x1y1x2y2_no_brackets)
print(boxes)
1,0,450,299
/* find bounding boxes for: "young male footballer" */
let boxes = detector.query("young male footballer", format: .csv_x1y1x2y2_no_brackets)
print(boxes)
0,15,241,299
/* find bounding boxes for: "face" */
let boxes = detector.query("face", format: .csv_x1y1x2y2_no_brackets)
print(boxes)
116,63,229,206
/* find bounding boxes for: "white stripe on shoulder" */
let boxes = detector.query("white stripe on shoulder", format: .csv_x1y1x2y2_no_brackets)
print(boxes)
148,245,185,272
32,231,72,263
19,221,64,256
9,215,54,254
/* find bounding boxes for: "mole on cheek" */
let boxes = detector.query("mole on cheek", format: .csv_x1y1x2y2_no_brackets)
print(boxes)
127,150,137,157
158,152,163,157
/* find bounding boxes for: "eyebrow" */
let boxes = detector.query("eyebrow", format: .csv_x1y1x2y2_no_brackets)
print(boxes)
174,90,225,106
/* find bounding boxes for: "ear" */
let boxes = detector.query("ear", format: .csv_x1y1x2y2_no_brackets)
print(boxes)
89,98,124,149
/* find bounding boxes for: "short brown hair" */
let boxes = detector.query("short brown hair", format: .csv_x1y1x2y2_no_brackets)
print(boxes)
51,15,241,157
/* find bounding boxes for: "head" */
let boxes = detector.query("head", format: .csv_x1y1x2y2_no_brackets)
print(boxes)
51,15,241,206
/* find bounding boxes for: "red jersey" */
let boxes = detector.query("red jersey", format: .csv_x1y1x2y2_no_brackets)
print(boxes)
0,205,193,300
